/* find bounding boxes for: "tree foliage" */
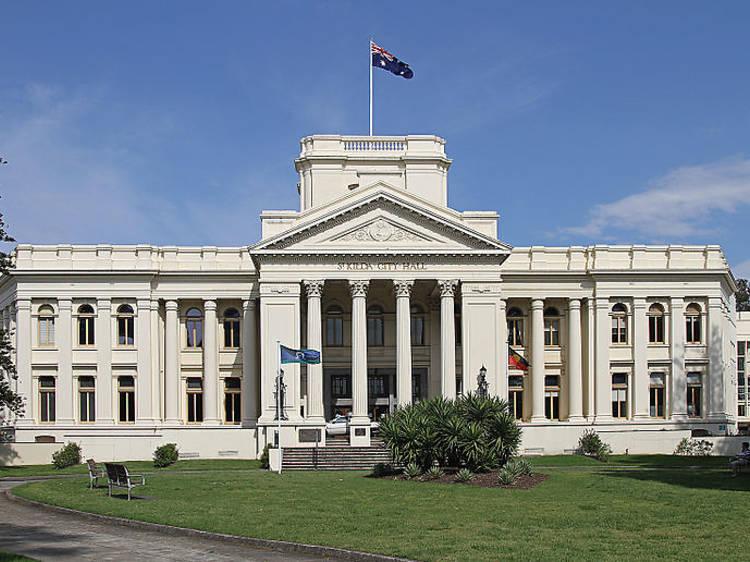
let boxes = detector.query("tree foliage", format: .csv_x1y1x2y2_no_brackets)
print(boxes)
737,278,750,312
0,157,22,419
379,394,522,472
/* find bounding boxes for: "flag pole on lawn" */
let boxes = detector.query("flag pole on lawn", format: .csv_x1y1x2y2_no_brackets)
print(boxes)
369,37,373,136
276,339,282,475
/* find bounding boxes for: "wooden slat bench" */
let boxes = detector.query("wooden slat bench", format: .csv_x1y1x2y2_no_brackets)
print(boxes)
104,462,146,500
86,459,107,489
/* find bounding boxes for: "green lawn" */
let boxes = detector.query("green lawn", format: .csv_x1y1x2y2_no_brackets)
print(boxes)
0,553,37,562
13,466,750,561
527,454,732,467
0,458,260,478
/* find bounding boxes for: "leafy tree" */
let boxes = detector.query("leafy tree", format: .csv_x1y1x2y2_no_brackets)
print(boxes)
737,278,750,312
0,156,22,420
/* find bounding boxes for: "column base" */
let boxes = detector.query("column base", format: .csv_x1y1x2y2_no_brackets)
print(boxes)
593,415,614,424
348,424,371,447
671,413,689,423
202,418,222,427
567,415,586,423
95,418,116,426
529,415,547,423
632,413,651,422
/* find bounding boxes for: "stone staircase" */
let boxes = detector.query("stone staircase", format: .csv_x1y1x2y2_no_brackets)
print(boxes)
280,439,393,470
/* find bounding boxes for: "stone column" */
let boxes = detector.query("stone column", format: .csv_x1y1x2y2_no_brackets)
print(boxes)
594,297,612,422
438,280,458,400
57,298,74,424
670,296,687,420
241,298,258,426
498,298,509,401
136,298,154,423
95,298,114,424
530,298,546,422
304,281,325,423
707,296,724,420
567,298,584,422
632,298,649,420
14,299,32,425
349,280,370,445
164,300,180,423
394,280,414,406
150,300,161,421
203,299,220,425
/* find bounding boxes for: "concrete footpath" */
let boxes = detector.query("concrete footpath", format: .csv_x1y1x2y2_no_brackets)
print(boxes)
0,480,323,561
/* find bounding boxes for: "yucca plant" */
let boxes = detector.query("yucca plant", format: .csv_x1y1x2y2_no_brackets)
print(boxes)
403,462,422,480
504,458,532,477
497,465,519,486
424,466,445,480
455,468,474,483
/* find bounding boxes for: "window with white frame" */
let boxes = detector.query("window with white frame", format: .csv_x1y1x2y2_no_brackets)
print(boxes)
611,303,628,344
649,372,666,418
77,304,95,346
507,307,524,347
739,341,747,417
325,305,344,347
39,376,56,423
78,376,95,423
117,304,135,347
544,307,560,347
224,377,241,424
367,305,384,346
611,373,628,419
38,305,55,347
648,303,665,344
186,377,203,423
687,371,702,417
186,308,203,348
508,375,523,420
544,375,560,420
410,304,425,345
118,375,135,423
685,303,702,344
223,308,241,349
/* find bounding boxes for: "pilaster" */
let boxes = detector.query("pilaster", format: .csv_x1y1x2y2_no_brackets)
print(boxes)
632,298,649,420
241,297,259,426
530,298,545,422
14,299,33,426
670,296,687,420
438,280,458,400
95,298,114,424
567,298,584,422
164,300,180,423
303,281,325,423
594,297,613,423
57,298,74,425
707,296,725,420
394,280,414,407
202,299,220,425
136,298,154,424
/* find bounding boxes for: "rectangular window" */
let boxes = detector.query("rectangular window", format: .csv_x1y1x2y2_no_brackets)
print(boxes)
686,316,701,344
648,315,665,344
224,377,241,424
118,376,135,423
509,375,523,420
367,317,384,346
118,316,135,346
739,341,747,417
411,317,424,346
39,376,56,423
544,375,560,420
611,317,628,344
223,320,240,349
331,375,350,398
412,373,422,403
611,373,628,419
368,375,388,398
326,317,343,346
78,317,95,346
455,313,462,346
186,319,203,348
544,319,560,347
39,316,55,346
687,372,702,417
649,373,665,418
187,377,203,423
78,376,96,423
508,319,523,347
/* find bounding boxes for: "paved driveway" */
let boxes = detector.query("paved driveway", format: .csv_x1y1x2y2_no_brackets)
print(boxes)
0,481,323,561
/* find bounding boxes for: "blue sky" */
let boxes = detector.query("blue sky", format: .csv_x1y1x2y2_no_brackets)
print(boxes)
2,1,750,277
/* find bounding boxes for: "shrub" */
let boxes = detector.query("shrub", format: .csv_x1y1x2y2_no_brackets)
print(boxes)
380,394,522,473
403,462,422,480
497,465,519,486
153,443,179,468
372,462,396,477
505,458,532,477
576,429,612,461
424,466,445,480
674,438,713,456
259,444,271,469
455,468,474,483
52,442,81,469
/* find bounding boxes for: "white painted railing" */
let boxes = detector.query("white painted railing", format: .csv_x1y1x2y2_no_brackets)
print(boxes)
343,139,405,151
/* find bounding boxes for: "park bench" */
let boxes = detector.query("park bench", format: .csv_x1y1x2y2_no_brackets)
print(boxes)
104,462,146,500
86,459,107,489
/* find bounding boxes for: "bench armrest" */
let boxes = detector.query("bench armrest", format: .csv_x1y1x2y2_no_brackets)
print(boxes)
129,474,146,484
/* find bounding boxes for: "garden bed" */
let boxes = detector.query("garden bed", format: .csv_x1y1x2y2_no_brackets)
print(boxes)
374,469,550,489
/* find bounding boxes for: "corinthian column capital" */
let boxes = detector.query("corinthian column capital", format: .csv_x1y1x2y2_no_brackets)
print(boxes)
303,280,325,298
393,280,414,298
438,279,458,298
349,280,369,298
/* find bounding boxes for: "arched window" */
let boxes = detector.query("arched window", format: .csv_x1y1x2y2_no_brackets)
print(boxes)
117,304,135,347
223,307,241,349
611,303,628,344
77,304,95,346
186,308,203,348
38,305,55,347
507,307,523,347
648,303,665,344
410,304,425,345
367,305,384,346
544,307,560,347
325,305,343,347
686,303,702,344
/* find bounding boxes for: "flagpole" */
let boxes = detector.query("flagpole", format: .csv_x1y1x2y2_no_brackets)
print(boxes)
369,37,373,136
277,339,282,475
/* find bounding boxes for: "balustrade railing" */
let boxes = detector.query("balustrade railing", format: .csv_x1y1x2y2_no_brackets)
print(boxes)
343,139,405,151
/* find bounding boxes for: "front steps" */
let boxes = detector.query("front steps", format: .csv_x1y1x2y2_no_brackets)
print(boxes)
280,440,392,470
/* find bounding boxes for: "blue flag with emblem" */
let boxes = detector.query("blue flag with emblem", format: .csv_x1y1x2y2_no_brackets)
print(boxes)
371,42,413,79
280,345,321,364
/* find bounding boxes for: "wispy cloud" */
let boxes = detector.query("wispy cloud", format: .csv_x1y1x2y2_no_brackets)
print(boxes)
734,258,750,279
562,157,750,240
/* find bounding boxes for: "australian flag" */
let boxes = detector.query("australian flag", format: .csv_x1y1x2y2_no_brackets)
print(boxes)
371,42,413,79
280,345,321,365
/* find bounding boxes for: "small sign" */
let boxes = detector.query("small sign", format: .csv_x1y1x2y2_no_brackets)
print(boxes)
719,424,726,431
299,429,321,443
354,428,366,437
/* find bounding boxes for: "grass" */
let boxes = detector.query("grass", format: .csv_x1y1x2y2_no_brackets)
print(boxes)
0,458,260,478
527,454,732,467
0,553,37,562
13,465,750,561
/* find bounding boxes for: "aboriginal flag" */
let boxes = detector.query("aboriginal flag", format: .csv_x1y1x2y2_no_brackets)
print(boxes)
508,345,530,371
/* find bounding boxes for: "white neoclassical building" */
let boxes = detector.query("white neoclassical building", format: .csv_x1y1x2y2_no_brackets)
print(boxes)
1,134,746,459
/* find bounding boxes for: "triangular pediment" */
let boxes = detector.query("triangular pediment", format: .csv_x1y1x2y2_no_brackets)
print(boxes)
251,184,512,258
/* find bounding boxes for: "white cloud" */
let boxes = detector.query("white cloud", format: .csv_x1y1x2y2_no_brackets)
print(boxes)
563,157,750,239
734,258,750,280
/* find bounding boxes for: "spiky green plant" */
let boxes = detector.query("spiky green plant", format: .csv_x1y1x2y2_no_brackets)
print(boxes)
424,466,445,480
403,462,422,480
455,468,474,483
